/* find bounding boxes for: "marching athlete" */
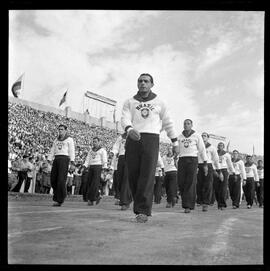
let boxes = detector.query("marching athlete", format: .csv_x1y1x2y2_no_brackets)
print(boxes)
177,119,208,213
243,155,259,209
213,142,235,210
48,124,75,207
153,152,164,204
229,150,247,209
162,145,178,208
111,132,132,210
256,160,264,208
197,132,221,212
81,137,108,206
121,73,179,223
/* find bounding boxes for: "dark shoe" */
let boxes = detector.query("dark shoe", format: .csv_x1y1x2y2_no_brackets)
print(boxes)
247,205,251,209
121,205,130,211
166,202,172,208
52,202,61,207
115,199,120,205
136,214,148,223
96,197,102,205
232,205,237,209
88,200,94,206
184,208,191,213
202,205,208,212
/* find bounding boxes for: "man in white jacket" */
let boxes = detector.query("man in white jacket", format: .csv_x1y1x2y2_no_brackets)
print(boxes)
121,73,179,223
229,150,247,209
48,124,75,207
177,119,208,213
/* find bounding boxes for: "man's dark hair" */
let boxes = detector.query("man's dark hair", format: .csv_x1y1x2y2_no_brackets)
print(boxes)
184,119,193,124
139,73,154,84
93,136,100,141
58,124,67,130
218,142,225,147
202,132,209,138
233,150,239,153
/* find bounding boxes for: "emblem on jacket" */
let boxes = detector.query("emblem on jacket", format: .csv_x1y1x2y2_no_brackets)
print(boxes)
181,138,191,148
141,108,150,119
57,142,63,150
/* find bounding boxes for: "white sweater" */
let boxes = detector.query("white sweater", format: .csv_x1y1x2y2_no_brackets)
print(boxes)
83,147,108,168
245,164,259,182
112,135,126,156
121,94,177,141
162,155,177,172
48,137,75,162
232,159,246,180
198,144,220,169
257,168,264,179
155,153,164,176
178,131,207,160
216,152,235,173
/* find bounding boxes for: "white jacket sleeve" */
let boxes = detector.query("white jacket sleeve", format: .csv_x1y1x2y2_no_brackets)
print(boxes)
47,140,56,161
102,149,108,169
253,165,259,182
68,138,75,162
226,153,235,174
121,99,133,132
198,135,207,162
239,160,247,180
160,101,177,140
211,147,220,170
83,150,91,168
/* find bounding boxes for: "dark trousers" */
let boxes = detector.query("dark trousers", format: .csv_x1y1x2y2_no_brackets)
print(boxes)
74,175,82,195
154,176,163,203
125,133,159,216
228,174,241,207
50,155,70,204
24,177,32,193
113,170,120,200
197,163,214,205
213,169,229,208
177,157,198,209
87,165,102,201
12,171,27,192
81,169,89,201
243,177,255,206
255,179,264,206
164,171,177,204
117,155,132,206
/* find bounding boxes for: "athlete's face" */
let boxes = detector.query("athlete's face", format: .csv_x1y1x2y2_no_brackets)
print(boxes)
183,120,192,131
58,127,67,138
201,133,209,143
232,151,239,159
246,156,252,163
93,138,100,148
217,143,224,151
137,75,153,94
167,147,173,156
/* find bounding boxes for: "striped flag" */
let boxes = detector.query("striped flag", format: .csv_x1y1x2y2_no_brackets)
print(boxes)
11,73,25,98
59,90,68,107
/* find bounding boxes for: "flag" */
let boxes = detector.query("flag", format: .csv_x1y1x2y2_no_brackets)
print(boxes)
59,90,67,107
226,140,230,152
11,73,24,98
252,145,255,156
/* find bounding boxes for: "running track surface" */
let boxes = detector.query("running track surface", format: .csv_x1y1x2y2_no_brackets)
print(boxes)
8,195,263,265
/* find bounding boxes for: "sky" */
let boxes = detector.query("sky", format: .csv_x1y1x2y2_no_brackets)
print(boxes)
8,10,264,155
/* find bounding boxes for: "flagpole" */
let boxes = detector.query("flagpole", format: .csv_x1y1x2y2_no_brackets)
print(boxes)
22,73,25,98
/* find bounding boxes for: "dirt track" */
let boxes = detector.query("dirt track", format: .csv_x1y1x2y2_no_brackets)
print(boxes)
8,193,263,265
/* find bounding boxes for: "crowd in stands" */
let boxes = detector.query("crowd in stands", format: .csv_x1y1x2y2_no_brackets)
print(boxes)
8,101,263,194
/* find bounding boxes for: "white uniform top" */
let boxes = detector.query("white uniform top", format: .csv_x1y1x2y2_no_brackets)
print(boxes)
257,168,264,179
83,147,108,169
198,144,220,169
245,163,259,182
27,162,35,178
215,152,235,174
48,137,75,162
162,155,177,172
232,159,247,180
112,135,126,156
155,153,164,176
121,94,177,141
177,131,207,160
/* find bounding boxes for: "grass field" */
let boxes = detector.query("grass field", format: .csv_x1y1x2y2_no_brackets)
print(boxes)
8,192,263,265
